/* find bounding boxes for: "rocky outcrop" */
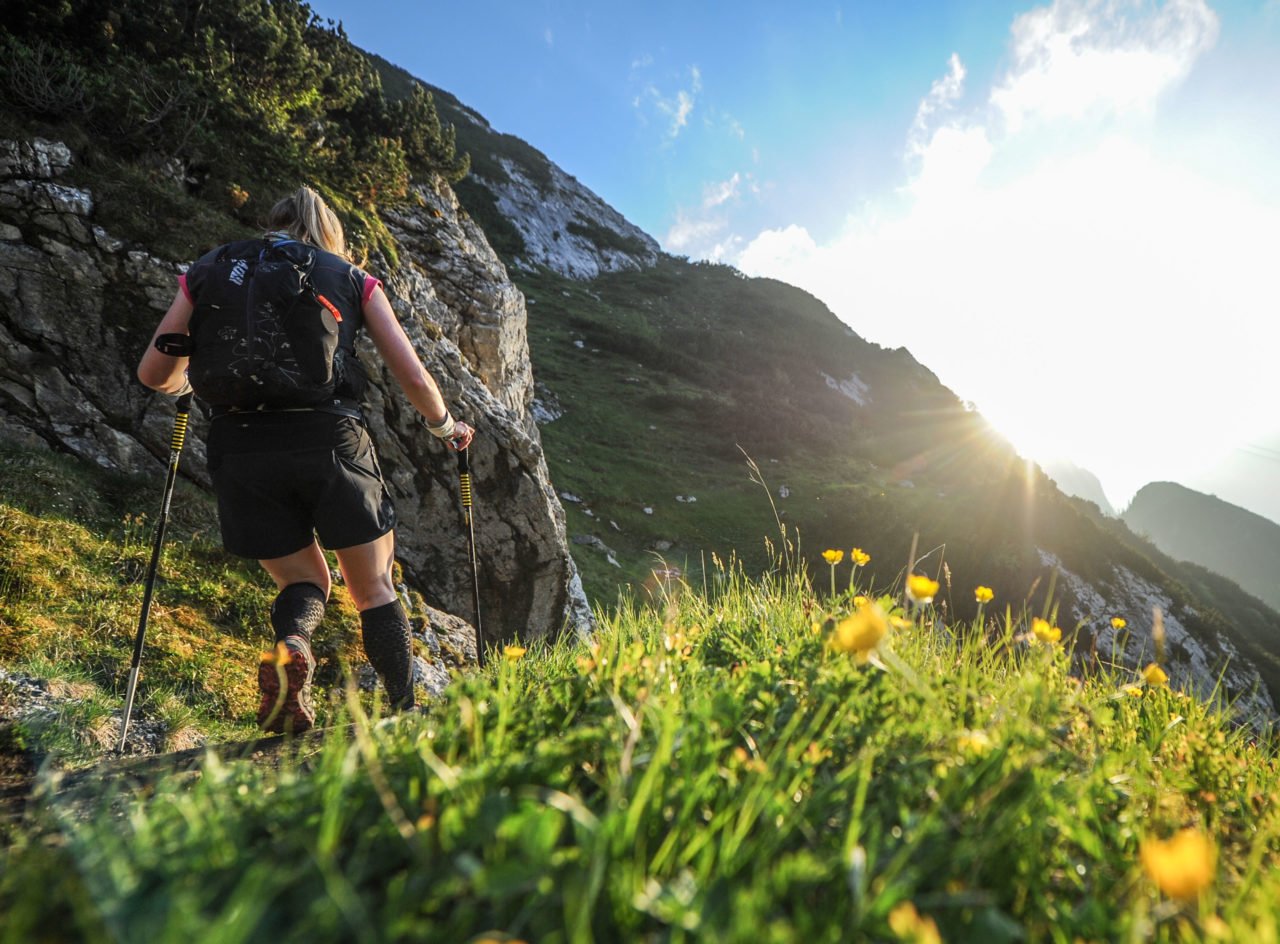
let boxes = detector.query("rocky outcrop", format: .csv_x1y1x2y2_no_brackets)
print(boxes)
0,137,590,647
1041,550,1276,729
477,158,659,279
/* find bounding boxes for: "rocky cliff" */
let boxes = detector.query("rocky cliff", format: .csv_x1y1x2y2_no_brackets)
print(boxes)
375,66,661,280
474,155,660,279
1042,550,1276,727
0,137,591,646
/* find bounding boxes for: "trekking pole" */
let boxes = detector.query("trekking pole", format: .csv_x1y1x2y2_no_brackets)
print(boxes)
456,445,485,666
118,392,193,754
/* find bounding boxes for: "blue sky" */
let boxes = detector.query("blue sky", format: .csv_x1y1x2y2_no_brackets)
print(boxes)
310,0,1280,521
316,1,1029,236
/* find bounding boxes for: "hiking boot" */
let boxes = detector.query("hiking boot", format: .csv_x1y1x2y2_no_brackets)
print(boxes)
257,637,316,734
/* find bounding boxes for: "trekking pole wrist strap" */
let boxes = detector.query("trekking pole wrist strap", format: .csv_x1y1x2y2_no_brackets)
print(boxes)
425,411,457,439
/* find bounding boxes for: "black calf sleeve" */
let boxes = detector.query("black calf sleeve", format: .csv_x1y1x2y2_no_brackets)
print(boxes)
360,600,415,710
271,582,327,645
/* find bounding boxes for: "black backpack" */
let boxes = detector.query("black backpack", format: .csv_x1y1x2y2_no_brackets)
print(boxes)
185,239,351,409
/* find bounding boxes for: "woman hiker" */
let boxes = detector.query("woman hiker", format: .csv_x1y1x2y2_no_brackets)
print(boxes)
137,186,474,734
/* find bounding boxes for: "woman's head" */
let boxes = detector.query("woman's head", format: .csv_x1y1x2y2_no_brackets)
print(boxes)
265,186,347,258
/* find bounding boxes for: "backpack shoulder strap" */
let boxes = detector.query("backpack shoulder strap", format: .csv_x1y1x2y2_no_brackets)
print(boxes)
213,238,270,263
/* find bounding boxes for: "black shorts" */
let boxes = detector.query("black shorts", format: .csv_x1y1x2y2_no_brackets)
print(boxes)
206,411,396,560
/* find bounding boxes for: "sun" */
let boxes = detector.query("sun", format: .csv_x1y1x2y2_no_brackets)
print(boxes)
979,398,1068,468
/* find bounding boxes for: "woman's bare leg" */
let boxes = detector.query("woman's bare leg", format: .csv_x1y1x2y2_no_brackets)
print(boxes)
332,530,397,613
334,531,414,708
259,541,332,599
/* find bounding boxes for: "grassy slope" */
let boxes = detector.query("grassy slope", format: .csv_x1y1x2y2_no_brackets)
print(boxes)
3,568,1277,942
523,259,982,597
0,441,376,766
515,260,1280,705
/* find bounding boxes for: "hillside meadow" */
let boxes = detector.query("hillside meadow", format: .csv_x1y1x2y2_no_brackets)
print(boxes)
3,535,1278,942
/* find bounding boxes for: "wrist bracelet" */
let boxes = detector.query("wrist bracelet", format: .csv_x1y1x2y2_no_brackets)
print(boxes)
426,412,456,439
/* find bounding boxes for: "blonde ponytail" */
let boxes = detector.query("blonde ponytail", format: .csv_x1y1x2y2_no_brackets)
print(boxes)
265,186,347,258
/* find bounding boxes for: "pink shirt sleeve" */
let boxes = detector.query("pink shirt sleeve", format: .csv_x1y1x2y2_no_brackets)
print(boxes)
178,273,193,303
362,275,381,303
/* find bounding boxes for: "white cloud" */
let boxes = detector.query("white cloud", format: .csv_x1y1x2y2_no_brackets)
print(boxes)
992,0,1219,129
665,212,726,252
637,66,703,141
908,124,993,205
672,91,695,132
908,52,967,157
737,224,817,273
732,0,1274,504
661,172,754,259
544,27,554,47
703,173,742,208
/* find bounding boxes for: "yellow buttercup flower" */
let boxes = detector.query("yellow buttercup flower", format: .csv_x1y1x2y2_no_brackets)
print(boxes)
1143,663,1169,687
1140,828,1216,900
822,549,844,565
1031,618,1062,644
803,741,831,764
887,901,942,944
851,548,871,567
503,645,527,662
1111,617,1127,630
905,574,939,604
1124,684,1143,698
974,586,994,604
956,729,992,754
829,602,889,663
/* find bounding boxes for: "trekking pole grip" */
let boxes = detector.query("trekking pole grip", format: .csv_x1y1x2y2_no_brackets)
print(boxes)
456,446,471,501
171,393,193,451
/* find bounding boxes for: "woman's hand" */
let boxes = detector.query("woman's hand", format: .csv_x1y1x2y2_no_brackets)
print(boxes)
448,421,475,452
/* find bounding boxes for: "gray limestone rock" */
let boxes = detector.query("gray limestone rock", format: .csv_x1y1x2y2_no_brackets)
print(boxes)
0,138,591,651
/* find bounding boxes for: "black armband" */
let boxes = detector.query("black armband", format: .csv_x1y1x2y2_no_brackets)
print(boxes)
155,333,193,357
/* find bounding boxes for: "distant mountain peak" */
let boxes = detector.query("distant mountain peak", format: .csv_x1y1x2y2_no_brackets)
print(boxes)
1040,460,1117,517
1122,481,1280,613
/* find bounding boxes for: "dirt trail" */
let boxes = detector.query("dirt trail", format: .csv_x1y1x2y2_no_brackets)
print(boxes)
1,725,353,828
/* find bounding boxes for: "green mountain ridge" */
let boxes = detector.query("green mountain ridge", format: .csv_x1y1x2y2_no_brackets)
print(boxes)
1123,482,1280,613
